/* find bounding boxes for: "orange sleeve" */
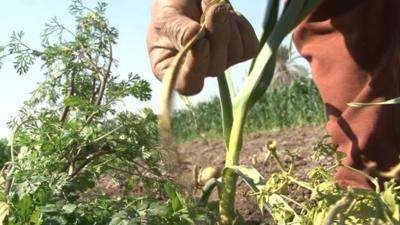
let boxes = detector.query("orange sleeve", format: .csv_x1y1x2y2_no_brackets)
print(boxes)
293,0,400,189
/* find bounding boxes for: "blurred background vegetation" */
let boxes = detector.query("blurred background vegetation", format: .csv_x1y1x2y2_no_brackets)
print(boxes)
172,46,326,143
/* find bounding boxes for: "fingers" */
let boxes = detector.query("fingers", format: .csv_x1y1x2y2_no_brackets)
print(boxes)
204,3,231,76
148,16,210,95
227,14,244,67
203,3,259,76
152,9,202,50
149,41,210,96
235,12,260,60
176,38,210,95
148,47,176,82
148,0,209,96
163,16,202,50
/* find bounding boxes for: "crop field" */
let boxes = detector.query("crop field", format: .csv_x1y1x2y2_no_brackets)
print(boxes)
172,77,326,143
0,1,399,225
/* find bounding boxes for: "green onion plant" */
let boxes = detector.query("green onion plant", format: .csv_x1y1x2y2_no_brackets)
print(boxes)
160,1,323,224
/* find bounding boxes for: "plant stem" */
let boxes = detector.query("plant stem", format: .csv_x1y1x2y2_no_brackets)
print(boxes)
4,118,31,196
219,108,246,225
287,176,314,192
322,195,354,225
341,164,380,193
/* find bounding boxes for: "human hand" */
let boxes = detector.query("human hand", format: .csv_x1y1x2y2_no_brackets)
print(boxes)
147,0,259,95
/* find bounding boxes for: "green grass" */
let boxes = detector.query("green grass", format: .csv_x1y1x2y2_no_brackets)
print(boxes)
172,77,326,142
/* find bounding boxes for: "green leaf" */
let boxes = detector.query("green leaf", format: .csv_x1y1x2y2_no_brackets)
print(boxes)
30,207,42,225
0,202,9,225
233,0,324,113
146,202,170,217
381,182,400,221
16,195,33,217
63,96,88,107
180,214,195,224
335,151,347,162
33,186,51,205
224,166,301,224
109,211,129,225
257,194,264,214
31,50,42,57
199,178,219,205
125,177,135,192
42,203,60,213
218,74,233,149
225,165,266,192
348,97,400,107
261,194,298,224
249,0,279,73
164,184,182,212
62,203,77,214
320,195,354,225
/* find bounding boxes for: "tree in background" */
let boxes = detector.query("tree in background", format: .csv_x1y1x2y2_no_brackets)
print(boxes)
0,1,179,224
270,45,309,89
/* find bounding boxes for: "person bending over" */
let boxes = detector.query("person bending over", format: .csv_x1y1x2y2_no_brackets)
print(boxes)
147,0,400,189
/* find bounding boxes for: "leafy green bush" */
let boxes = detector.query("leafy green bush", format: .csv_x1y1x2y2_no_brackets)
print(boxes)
0,1,213,224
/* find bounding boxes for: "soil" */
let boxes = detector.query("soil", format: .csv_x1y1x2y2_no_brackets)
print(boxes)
174,126,328,224
96,126,330,224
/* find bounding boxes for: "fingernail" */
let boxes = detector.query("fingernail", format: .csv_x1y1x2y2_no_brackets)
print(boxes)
214,4,230,24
